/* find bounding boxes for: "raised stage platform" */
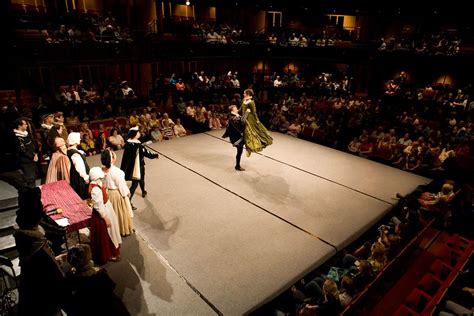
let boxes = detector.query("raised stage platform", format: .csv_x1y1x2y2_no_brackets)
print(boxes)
0,130,430,315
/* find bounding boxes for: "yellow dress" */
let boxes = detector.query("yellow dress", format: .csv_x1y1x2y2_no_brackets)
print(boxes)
241,99,273,153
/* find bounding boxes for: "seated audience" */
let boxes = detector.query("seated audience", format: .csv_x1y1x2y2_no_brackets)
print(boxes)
108,128,125,150
80,133,97,156
173,118,188,137
150,125,164,142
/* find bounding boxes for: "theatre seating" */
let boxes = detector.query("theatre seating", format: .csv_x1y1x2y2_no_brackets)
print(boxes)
416,273,443,296
115,116,128,126
446,234,471,253
437,246,462,267
404,288,431,313
429,259,453,281
395,234,473,315
102,118,114,128
393,304,419,316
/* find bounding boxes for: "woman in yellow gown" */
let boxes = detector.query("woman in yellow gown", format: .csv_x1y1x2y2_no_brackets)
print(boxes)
240,89,273,156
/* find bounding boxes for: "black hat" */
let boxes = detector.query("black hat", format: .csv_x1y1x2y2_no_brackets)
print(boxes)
40,113,54,122
16,187,44,229
128,126,139,139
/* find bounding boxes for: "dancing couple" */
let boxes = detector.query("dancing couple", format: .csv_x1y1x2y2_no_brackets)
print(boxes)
223,89,273,171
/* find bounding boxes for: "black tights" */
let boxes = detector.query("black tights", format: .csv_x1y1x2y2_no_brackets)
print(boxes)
129,177,145,199
236,144,244,168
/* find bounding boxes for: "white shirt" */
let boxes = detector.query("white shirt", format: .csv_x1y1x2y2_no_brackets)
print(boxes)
109,134,125,146
90,183,122,248
70,149,89,182
231,78,240,88
122,87,133,96
104,165,130,197
173,124,187,137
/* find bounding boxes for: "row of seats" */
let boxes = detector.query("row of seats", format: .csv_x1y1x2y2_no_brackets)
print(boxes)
395,234,473,316
66,116,128,131
299,126,326,143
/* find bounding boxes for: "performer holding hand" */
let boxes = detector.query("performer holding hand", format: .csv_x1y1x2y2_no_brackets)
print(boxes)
240,89,273,157
120,127,159,207
222,105,249,171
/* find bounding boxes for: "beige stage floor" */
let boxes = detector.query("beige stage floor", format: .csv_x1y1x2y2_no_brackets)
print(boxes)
0,130,430,315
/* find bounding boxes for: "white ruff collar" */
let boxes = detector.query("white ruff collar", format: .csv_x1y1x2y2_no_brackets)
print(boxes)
14,129,28,137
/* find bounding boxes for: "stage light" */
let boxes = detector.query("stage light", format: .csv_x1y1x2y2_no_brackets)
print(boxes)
186,0,191,5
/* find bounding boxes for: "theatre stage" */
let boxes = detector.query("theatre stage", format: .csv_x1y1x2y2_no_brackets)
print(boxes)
0,130,430,315
87,130,429,315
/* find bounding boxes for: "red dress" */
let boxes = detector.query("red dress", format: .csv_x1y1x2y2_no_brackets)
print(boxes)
89,184,120,265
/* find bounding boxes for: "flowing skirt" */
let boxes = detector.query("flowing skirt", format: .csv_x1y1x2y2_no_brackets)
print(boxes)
244,113,273,153
90,202,122,264
46,152,70,184
108,189,134,236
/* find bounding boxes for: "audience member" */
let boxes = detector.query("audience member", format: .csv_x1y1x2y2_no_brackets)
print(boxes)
109,128,125,150
66,244,130,316
14,187,71,315
173,118,188,137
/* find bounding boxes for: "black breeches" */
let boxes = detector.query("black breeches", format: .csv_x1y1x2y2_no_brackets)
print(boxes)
21,162,37,188
129,169,145,199
236,144,244,168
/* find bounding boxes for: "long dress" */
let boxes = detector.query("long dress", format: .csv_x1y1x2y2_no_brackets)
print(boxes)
46,151,71,184
89,183,122,264
104,165,134,236
241,99,273,153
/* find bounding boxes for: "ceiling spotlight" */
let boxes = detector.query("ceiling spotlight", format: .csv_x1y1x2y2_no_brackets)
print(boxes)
185,1,190,5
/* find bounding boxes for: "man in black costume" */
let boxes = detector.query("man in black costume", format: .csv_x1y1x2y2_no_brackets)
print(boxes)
120,127,159,207
0,109,28,192
222,105,249,171
13,118,38,188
